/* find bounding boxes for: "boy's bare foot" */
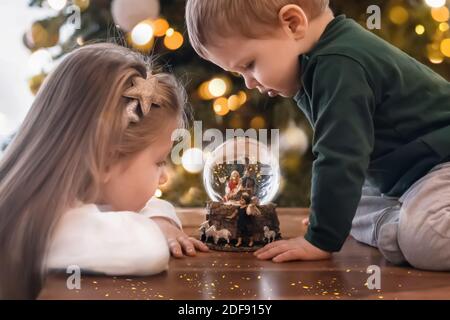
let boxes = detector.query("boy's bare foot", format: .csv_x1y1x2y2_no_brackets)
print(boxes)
249,239,254,247
236,238,242,247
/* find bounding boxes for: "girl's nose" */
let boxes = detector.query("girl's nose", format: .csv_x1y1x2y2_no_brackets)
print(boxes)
159,169,168,185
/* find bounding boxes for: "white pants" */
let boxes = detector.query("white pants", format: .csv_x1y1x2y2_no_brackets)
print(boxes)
351,162,450,271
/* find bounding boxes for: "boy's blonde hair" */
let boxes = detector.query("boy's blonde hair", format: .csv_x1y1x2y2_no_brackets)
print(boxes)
0,43,189,299
186,0,330,58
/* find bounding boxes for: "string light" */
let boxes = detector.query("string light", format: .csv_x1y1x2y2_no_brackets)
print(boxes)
28,49,53,75
154,189,163,198
440,38,450,57
181,148,205,174
237,91,247,105
166,28,175,37
439,22,449,32
47,0,67,10
431,6,450,22
428,50,444,64
131,21,154,46
198,81,214,100
208,78,227,97
389,6,409,25
229,114,244,128
152,18,169,37
227,94,241,111
250,116,266,129
74,0,90,12
415,25,425,35
213,97,230,116
76,36,84,46
425,0,446,8
164,29,184,50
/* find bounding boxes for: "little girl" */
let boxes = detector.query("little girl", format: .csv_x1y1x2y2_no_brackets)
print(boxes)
0,43,208,299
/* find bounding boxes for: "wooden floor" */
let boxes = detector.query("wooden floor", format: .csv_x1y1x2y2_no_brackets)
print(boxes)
39,208,450,300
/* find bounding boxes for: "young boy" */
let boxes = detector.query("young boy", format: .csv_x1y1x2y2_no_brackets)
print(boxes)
185,0,450,270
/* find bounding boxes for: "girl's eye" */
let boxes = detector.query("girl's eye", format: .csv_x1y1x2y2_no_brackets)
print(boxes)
157,161,167,168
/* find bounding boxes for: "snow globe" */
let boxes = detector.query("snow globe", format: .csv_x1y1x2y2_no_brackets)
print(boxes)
200,137,282,251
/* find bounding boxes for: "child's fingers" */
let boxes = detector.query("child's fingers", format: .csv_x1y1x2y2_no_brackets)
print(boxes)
189,237,209,252
302,218,310,226
168,238,184,258
254,240,287,256
272,249,304,263
178,236,196,256
255,243,291,260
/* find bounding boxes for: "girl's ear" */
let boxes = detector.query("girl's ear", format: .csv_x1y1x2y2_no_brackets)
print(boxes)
101,164,115,183
278,4,309,40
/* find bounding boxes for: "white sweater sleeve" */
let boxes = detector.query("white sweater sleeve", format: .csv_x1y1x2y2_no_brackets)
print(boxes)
139,197,182,230
45,204,170,276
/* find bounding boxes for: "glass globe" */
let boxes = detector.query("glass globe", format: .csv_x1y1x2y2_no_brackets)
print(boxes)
203,137,280,205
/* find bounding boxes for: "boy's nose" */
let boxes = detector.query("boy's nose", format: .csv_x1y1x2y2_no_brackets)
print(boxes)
243,75,258,90
159,169,168,185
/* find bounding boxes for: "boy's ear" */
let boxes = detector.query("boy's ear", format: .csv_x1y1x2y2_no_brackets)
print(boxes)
278,4,308,40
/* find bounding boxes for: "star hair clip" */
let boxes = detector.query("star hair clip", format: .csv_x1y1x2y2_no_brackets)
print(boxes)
123,74,162,123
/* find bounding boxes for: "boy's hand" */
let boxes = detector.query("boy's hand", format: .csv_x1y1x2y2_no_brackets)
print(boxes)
152,217,209,258
254,236,331,262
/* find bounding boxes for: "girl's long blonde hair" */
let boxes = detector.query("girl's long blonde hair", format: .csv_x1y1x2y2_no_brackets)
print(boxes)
0,43,189,299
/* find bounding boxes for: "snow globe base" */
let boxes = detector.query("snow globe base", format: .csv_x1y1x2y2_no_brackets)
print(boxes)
200,201,282,252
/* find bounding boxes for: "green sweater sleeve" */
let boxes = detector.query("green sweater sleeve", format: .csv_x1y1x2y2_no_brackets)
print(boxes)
304,55,376,252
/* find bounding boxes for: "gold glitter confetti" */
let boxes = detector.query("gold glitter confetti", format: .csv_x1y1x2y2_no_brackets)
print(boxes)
302,286,309,289
291,283,296,286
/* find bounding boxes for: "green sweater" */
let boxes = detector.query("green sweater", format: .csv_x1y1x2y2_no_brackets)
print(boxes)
294,15,450,252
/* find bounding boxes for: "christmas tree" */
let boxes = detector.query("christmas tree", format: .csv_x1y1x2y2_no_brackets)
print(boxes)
22,0,450,207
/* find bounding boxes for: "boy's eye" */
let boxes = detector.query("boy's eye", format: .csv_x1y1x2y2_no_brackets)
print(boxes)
245,61,255,70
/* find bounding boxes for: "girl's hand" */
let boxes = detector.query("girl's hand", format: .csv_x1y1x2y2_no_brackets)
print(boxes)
152,217,209,258
254,236,331,262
